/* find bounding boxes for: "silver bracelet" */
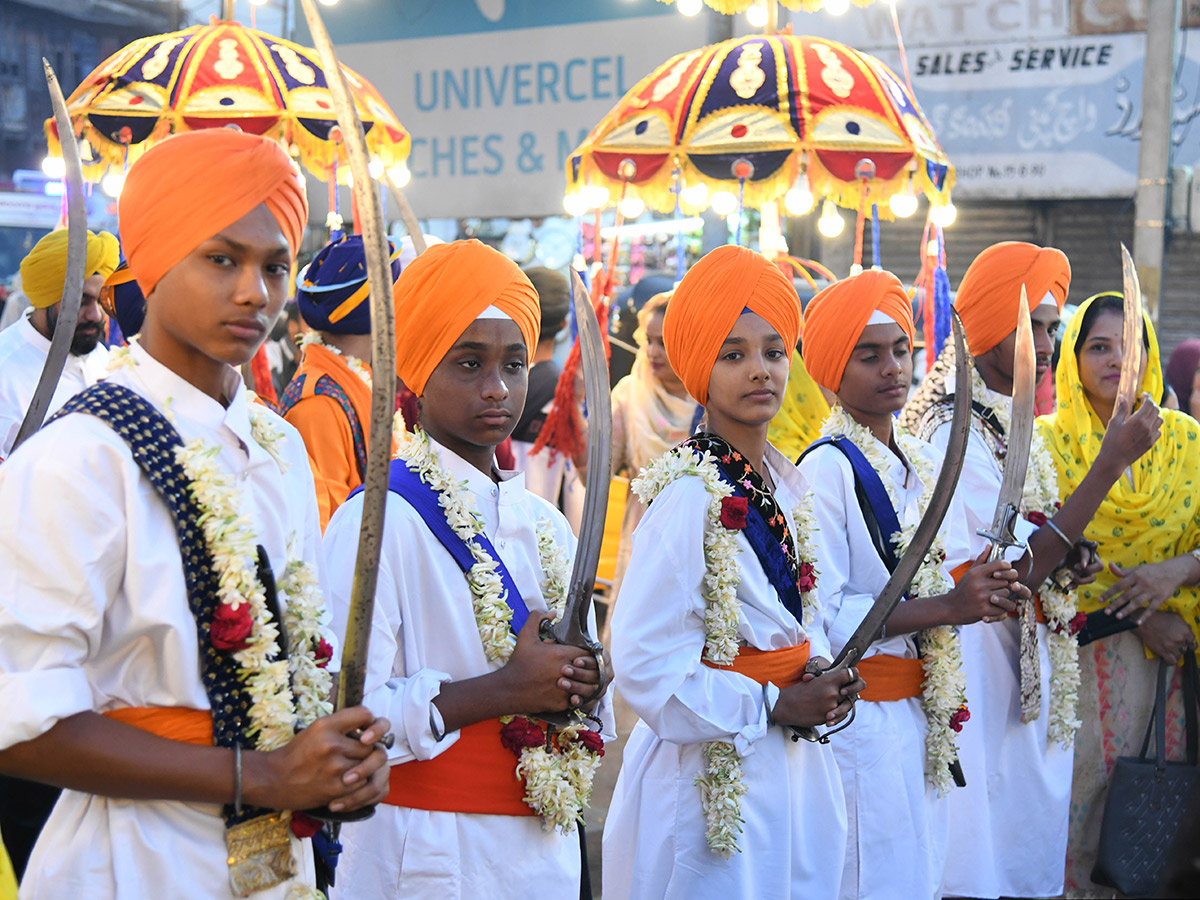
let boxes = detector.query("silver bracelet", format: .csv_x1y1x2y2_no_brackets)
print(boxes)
1045,518,1074,549
763,683,776,728
233,743,243,817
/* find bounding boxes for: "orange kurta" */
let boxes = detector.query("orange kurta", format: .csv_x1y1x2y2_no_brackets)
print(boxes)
283,343,373,530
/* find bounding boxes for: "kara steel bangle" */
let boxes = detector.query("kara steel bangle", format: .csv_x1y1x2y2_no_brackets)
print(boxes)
233,743,243,817
1045,518,1074,549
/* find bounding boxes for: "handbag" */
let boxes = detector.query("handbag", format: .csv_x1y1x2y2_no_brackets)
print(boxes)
1091,651,1200,896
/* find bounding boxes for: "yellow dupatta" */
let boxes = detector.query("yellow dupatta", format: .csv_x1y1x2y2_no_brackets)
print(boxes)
1036,294,1200,643
767,349,832,460
0,837,15,900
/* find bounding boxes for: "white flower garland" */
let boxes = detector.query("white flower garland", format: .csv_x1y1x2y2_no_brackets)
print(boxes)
791,496,822,632
635,446,818,856
299,331,372,388
822,406,968,796
968,368,1081,748
176,411,332,753
393,421,601,831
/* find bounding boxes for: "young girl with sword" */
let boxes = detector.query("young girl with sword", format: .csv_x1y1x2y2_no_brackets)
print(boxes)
602,245,864,900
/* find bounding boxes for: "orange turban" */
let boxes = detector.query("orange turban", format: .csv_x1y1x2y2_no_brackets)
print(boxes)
663,245,800,406
118,130,308,297
20,229,119,308
393,240,540,396
803,270,914,394
954,242,1070,356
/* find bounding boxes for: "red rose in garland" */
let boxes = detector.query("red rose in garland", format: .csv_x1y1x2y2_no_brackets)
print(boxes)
210,602,254,651
314,638,334,668
572,729,606,756
500,717,545,756
949,705,971,733
797,561,817,593
720,496,749,530
1025,510,1048,527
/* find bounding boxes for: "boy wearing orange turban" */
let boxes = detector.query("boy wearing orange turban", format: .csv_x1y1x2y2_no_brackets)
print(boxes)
902,242,1160,898
0,130,392,900
0,228,118,459
323,239,611,900
603,246,861,900
798,269,1030,900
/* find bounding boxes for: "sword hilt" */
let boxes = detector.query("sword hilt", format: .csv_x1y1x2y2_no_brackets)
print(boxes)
788,652,859,744
535,617,609,729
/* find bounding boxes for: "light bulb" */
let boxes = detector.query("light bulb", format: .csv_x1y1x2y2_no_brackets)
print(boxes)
680,183,708,206
563,192,589,217
367,158,385,180
817,199,845,238
100,172,125,198
619,196,645,219
41,156,65,179
888,191,918,218
825,0,850,13
930,202,957,228
387,164,412,188
784,186,815,216
583,184,610,209
710,191,738,217
746,2,768,28
677,0,703,15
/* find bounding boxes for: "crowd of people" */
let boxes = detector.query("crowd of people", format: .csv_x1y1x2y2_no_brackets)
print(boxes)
0,128,1198,900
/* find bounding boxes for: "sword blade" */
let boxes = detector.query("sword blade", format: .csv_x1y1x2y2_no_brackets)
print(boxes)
828,312,974,671
985,287,1037,549
12,61,87,452
1118,244,1145,411
299,0,397,713
549,267,612,647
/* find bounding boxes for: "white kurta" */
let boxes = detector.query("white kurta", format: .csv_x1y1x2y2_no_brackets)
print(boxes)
603,444,846,900
0,341,324,899
926,372,1072,899
799,434,972,900
0,308,109,458
323,438,614,900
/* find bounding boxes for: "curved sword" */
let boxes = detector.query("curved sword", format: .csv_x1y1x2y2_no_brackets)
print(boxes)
12,61,87,453
1117,244,1145,411
537,267,611,728
977,289,1040,721
794,312,974,743
299,0,398,821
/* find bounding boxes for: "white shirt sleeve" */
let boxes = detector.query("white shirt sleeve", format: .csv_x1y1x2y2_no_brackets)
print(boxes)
611,477,773,756
323,493,454,765
0,422,128,749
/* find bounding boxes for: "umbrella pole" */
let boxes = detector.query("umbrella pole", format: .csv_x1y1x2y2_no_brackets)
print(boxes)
766,1,778,33
223,0,234,21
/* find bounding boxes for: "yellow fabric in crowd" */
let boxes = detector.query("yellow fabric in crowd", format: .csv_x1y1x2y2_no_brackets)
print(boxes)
767,349,831,460
1037,294,1200,646
19,228,119,308
0,837,15,900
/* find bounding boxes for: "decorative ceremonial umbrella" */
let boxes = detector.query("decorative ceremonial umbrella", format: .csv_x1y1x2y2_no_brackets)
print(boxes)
43,19,410,187
564,33,952,221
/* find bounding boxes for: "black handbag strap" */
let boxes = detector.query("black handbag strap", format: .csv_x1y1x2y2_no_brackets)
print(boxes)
1138,652,1200,767
1139,660,1171,766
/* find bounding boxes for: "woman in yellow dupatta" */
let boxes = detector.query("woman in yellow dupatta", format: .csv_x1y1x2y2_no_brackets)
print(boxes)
1037,292,1200,896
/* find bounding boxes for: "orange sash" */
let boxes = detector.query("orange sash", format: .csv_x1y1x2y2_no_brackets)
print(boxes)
383,719,536,817
702,641,811,688
102,707,214,746
858,655,925,702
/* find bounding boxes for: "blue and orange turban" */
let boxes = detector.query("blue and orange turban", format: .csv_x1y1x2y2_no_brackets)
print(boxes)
297,235,402,335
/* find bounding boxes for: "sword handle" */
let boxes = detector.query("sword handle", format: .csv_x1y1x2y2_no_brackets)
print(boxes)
535,618,609,729
787,655,857,744
301,727,394,823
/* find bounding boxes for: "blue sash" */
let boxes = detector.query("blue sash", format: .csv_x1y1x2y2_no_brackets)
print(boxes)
799,435,902,572
349,458,531,635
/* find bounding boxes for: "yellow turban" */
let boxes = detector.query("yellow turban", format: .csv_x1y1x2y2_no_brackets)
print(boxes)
803,270,914,393
955,242,1070,356
663,245,801,406
20,229,119,309
393,240,540,396
119,130,308,297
